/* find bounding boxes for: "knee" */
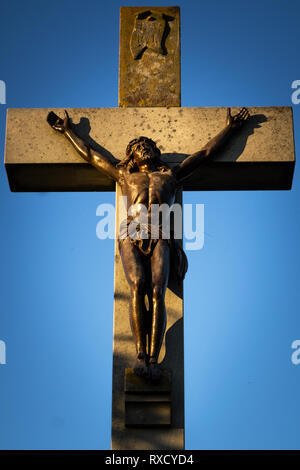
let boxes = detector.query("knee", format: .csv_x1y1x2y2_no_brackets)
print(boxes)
152,284,165,300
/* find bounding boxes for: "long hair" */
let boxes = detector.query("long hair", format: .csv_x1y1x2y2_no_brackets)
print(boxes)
116,136,169,173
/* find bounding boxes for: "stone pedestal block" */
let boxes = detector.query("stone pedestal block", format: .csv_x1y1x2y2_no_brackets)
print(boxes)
125,369,172,427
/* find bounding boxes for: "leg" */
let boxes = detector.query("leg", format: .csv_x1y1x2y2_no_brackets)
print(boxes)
149,239,170,380
119,238,149,377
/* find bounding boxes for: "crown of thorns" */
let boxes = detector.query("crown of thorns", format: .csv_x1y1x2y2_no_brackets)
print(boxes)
126,136,161,159
116,136,162,171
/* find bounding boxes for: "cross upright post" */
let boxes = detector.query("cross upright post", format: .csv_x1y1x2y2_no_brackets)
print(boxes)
112,7,185,450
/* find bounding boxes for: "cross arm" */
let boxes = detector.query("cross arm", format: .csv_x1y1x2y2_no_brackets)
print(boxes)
47,111,120,183
4,107,295,192
174,108,250,182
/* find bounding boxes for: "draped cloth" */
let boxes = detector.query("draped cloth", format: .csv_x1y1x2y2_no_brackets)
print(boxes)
118,216,188,282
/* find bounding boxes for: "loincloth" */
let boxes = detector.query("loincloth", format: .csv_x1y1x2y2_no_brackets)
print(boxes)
118,218,188,282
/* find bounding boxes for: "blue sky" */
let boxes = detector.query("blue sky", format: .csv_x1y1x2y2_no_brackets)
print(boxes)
0,0,300,450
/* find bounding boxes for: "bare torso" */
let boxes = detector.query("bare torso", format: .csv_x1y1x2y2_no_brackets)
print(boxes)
119,168,177,211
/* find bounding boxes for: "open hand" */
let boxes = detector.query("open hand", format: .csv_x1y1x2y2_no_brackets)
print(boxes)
47,110,70,133
226,107,249,130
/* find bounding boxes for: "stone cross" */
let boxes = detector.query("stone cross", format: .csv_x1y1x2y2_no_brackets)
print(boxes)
4,7,295,450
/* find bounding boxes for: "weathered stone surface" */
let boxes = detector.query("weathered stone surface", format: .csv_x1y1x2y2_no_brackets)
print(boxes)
119,7,181,107
125,369,171,427
125,368,171,394
125,401,171,428
5,106,295,192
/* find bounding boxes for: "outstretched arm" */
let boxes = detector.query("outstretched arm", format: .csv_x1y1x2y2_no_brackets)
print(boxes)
47,111,119,182
174,108,249,182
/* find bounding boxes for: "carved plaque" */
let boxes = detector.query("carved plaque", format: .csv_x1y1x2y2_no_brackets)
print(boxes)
119,7,181,107
130,11,174,59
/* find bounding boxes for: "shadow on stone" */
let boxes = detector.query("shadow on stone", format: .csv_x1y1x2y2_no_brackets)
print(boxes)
70,116,120,164
161,114,267,166
161,318,184,428
215,113,267,162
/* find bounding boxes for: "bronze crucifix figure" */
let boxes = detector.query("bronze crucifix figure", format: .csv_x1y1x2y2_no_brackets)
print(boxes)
47,107,249,380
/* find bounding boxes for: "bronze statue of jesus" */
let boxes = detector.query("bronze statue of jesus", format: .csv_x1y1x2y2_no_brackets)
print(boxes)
47,107,249,380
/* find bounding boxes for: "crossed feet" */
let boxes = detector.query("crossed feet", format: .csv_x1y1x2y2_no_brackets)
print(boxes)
133,354,162,382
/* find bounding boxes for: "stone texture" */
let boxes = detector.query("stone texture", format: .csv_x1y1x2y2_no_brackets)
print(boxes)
119,7,180,107
5,106,295,192
125,401,171,428
125,369,171,427
125,368,172,394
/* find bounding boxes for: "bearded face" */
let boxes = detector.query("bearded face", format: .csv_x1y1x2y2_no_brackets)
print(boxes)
132,140,156,165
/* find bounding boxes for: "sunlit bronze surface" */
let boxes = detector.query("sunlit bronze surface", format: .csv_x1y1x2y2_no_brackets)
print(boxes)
47,107,249,380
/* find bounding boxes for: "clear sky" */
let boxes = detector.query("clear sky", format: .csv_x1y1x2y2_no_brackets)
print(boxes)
0,0,300,450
